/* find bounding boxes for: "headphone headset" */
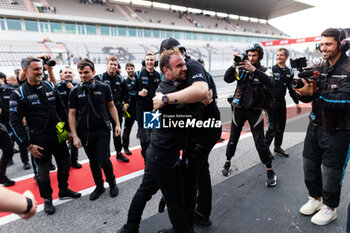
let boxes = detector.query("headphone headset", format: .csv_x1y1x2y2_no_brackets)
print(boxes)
318,28,349,53
80,80,96,93
141,60,159,68
336,28,349,53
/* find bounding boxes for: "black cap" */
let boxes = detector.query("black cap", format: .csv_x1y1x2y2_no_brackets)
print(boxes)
158,38,186,54
197,58,204,64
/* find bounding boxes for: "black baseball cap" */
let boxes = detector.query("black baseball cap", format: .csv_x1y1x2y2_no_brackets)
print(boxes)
158,38,186,54
197,58,204,64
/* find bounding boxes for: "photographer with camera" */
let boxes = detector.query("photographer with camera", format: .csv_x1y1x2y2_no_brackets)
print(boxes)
265,48,301,157
295,28,350,226
9,57,81,215
94,55,129,163
56,66,82,169
69,58,121,201
17,54,57,86
222,42,277,187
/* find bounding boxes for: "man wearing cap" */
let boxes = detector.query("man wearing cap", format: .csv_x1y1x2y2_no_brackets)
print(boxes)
153,38,222,228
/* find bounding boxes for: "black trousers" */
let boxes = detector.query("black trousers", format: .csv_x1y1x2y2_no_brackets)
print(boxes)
136,104,151,160
122,105,137,150
0,123,14,176
70,141,79,163
226,107,272,165
126,146,192,233
303,123,350,208
3,122,29,164
79,128,115,187
265,98,287,148
184,127,222,225
30,130,70,199
111,106,123,153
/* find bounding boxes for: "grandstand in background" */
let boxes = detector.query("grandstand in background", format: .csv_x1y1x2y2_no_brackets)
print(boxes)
0,0,313,71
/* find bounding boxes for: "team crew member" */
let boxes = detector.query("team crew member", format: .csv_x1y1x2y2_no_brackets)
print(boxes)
56,67,82,169
132,52,161,160
155,38,221,228
0,123,15,186
222,42,277,187
9,57,81,215
118,48,200,233
69,58,120,201
17,54,57,86
265,48,301,157
0,79,31,172
6,75,19,87
95,56,129,163
296,28,350,226
122,62,137,155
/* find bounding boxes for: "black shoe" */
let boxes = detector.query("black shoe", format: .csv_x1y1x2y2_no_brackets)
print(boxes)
23,162,31,170
7,159,14,167
194,211,212,226
0,175,15,186
123,148,132,155
158,197,166,213
117,224,128,233
109,183,119,198
266,169,277,187
71,161,82,169
89,186,106,201
59,189,82,200
116,152,129,162
44,198,55,215
49,163,56,171
274,147,289,157
218,137,225,142
222,161,231,177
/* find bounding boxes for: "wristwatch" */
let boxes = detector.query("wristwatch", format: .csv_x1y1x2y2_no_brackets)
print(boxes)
162,95,169,105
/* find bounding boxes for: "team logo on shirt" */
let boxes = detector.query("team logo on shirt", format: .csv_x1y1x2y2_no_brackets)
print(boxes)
191,73,203,79
143,111,161,129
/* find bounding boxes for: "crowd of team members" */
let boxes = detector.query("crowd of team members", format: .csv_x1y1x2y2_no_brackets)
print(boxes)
0,27,349,232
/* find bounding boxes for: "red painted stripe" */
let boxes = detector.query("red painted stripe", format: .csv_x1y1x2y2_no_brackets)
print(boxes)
1,147,145,217
1,102,310,218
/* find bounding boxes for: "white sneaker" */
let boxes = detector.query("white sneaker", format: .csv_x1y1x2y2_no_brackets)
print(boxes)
299,197,323,215
311,205,337,225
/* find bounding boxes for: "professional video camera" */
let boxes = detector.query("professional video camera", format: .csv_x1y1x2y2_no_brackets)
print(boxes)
290,57,325,89
234,53,248,66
